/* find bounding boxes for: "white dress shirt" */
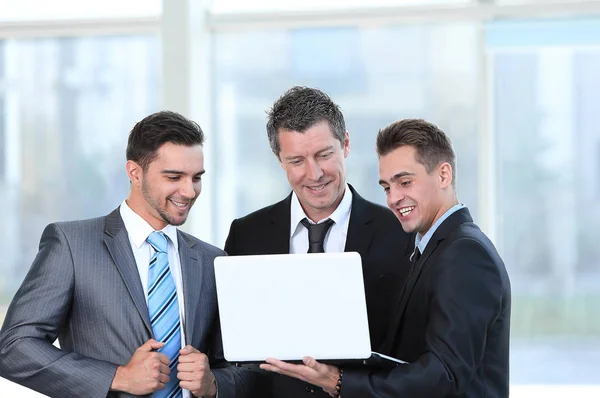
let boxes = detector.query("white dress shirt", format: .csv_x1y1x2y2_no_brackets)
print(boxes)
120,201,192,398
289,184,353,254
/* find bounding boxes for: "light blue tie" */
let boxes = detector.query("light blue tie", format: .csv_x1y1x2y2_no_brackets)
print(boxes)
147,231,183,398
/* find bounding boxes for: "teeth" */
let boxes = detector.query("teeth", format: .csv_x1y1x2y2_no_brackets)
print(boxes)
309,185,326,191
399,206,415,216
171,200,187,207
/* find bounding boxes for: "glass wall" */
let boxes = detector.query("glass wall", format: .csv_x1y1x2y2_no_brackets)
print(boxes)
210,0,470,13
0,34,161,311
211,13,600,389
1,0,600,395
212,23,480,245
488,17,600,384
0,0,161,21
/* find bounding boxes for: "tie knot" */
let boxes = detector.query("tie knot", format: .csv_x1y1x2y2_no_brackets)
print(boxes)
300,218,335,253
147,231,168,253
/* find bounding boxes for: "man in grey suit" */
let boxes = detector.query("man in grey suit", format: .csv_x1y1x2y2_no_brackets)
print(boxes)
0,111,251,398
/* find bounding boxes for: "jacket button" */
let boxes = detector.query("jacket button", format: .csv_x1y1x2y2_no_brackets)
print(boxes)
305,385,315,394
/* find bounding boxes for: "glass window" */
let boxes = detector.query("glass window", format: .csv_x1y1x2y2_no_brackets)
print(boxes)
0,0,161,21
210,0,470,14
0,34,160,315
496,0,600,5
0,41,5,182
488,17,600,385
212,23,480,249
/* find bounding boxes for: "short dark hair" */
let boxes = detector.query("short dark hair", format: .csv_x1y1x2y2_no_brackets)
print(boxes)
266,86,346,156
126,111,205,170
377,118,457,186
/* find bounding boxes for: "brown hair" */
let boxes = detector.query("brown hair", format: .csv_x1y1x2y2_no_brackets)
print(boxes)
376,118,456,186
127,111,204,170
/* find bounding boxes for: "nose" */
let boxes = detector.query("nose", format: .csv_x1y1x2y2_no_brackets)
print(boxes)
387,186,404,208
179,178,197,199
305,159,324,181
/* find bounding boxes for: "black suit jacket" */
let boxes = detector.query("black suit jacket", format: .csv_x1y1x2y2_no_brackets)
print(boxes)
224,185,413,398
341,207,512,398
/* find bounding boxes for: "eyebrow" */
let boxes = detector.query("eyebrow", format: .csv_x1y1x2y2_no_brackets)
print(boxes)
283,146,335,161
283,155,302,161
161,170,206,176
316,146,335,155
378,171,416,186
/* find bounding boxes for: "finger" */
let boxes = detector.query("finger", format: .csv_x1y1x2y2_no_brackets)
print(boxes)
156,352,171,365
158,373,170,385
178,352,208,364
177,362,204,373
264,358,289,367
179,345,199,355
159,363,171,375
138,339,164,352
265,358,305,373
260,363,282,373
179,380,195,391
176,370,198,382
266,359,320,381
260,363,308,382
302,356,327,373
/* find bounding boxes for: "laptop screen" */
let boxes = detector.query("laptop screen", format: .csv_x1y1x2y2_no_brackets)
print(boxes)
214,252,372,362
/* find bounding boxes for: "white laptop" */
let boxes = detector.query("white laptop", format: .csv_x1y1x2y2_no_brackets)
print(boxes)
214,252,405,368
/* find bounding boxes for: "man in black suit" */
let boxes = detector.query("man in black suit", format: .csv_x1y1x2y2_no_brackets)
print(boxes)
224,86,413,398
261,118,511,397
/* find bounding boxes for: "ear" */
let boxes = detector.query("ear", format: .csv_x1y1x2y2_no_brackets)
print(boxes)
439,162,453,189
126,160,143,186
342,131,350,158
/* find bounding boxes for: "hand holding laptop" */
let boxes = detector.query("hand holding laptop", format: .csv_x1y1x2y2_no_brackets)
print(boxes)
260,356,341,396
214,252,406,370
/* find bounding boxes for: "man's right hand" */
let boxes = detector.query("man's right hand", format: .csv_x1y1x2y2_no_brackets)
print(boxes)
110,339,171,395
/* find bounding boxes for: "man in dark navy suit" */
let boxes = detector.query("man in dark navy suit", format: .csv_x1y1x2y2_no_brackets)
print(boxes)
261,118,511,398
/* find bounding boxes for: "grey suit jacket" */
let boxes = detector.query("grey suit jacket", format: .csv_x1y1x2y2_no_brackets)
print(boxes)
0,208,252,398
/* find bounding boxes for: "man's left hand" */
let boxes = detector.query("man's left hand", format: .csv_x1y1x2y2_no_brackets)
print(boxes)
260,356,340,396
177,345,217,398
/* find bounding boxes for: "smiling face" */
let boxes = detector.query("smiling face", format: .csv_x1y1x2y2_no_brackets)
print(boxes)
378,145,454,235
278,120,350,222
126,142,205,230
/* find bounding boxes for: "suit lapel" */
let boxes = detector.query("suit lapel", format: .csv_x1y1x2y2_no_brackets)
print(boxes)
394,239,441,330
178,232,202,346
103,208,153,335
344,186,375,255
269,195,292,254
382,207,474,353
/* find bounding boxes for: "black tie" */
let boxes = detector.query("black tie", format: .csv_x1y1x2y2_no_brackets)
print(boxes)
300,218,335,253
412,247,421,265
406,247,421,281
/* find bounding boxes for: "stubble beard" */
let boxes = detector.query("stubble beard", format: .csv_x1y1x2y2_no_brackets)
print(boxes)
141,178,188,227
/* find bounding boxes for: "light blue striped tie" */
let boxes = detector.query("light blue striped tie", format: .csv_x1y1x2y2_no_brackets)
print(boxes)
147,231,183,398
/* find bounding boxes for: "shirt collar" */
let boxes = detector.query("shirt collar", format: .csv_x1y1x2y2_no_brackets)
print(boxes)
413,203,465,258
120,200,179,250
290,184,353,237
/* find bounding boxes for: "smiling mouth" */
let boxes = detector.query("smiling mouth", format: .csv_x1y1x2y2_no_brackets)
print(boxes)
306,182,329,192
398,206,415,217
169,199,190,210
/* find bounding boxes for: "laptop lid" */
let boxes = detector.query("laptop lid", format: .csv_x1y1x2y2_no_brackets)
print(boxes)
214,252,372,363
